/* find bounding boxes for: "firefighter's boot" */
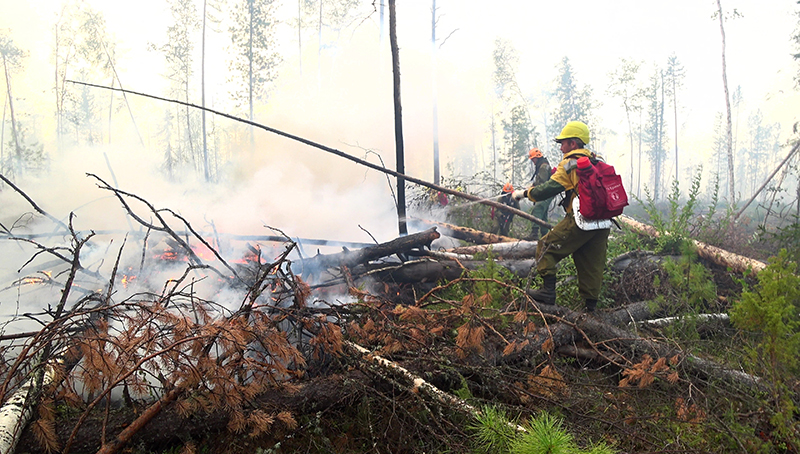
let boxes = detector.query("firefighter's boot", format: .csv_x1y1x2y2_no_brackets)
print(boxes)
527,275,557,305
585,299,597,313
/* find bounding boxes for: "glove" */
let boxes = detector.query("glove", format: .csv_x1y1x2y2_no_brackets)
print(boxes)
512,188,527,200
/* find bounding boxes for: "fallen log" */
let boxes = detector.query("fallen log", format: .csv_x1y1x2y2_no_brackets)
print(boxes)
617,215,766,274
448,240,539,259
410,218,517,244
343,341,525,432
294,227,441,280
0,362,59,454
363,258,536,284
504,302,763,392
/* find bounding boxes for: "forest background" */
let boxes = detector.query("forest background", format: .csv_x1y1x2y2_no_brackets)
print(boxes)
1,0,799,248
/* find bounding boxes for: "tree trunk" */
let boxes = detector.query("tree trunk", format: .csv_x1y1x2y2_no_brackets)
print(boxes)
389,0,407,235
734,140,800,220
431,0,440,185
0,363,59,454
617,215,766,273
448,240,538,258
201,0,210,181
248,0,255,149
716,0,735,204
296,227,440,279
297,0,302,74
411,218,518,245
672,76,678,185
2,54,21,165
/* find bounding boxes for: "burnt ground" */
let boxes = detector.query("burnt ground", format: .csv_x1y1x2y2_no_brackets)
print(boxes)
17,247,778,454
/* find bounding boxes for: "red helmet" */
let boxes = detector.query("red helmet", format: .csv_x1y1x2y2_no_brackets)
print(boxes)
502,183,514,193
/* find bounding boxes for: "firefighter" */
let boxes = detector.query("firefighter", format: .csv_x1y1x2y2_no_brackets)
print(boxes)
526,147,554,240
491,183,519,237
512,121,609,313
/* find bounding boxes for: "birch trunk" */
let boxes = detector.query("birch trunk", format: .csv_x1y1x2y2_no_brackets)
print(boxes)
617,215,766,274
0,363,58,454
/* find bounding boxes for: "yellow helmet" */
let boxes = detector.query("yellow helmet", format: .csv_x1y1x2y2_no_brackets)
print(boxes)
554,121,590,145
528,148,543,159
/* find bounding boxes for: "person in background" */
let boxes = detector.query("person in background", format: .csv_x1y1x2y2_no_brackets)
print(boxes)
526,147,554,240
512,121,609,313
491,182,520,237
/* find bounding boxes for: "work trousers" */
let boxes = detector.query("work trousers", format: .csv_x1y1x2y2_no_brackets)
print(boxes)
535,213,609,300
530,199,552,239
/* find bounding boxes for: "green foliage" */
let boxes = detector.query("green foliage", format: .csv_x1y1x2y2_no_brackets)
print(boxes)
230,0,281,111
501,104,536,184
730,249,800,449
469,408,615,454
762,215,800,263
471,250,517,306
469,405,518,454
452,374,474,401
661,242,717,311
640,168,704,254
511,412,576,454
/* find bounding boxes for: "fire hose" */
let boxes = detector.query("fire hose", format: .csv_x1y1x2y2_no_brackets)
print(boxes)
66,80,553,230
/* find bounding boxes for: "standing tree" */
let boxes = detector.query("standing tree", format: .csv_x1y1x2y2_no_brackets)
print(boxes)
53,3,122,147
1,32,44,179
492,38,535,181
501,105,533,184
151,0,202,178
550,57,594,156
199,0,223,182
714,0,741,204
740,110,781,199
230,0,281,148
388,0,406,235
298,0,361,85
431,0,439,185
664,53,685,186
711,112,730,198
607,58,644,196
643,69,667,201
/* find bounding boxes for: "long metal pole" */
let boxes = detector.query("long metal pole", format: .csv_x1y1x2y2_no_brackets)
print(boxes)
67,80,553,230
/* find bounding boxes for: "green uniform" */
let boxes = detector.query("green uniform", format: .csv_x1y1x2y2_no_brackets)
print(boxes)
529,157,553,239
491,192,520,237
522,148,609,301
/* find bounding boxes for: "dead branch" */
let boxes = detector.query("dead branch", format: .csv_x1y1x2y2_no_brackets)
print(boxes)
87,173,241,283
343,341,525,432
0,173,70,233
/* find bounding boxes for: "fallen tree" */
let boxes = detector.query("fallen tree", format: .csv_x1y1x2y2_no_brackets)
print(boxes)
617,215,767,274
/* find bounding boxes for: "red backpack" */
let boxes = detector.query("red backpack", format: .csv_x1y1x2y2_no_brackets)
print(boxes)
574,156,629,220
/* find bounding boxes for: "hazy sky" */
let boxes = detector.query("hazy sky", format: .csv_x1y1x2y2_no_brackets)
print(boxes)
4,1,798,152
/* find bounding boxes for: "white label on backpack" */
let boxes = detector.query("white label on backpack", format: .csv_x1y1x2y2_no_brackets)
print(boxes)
573,196,612,231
